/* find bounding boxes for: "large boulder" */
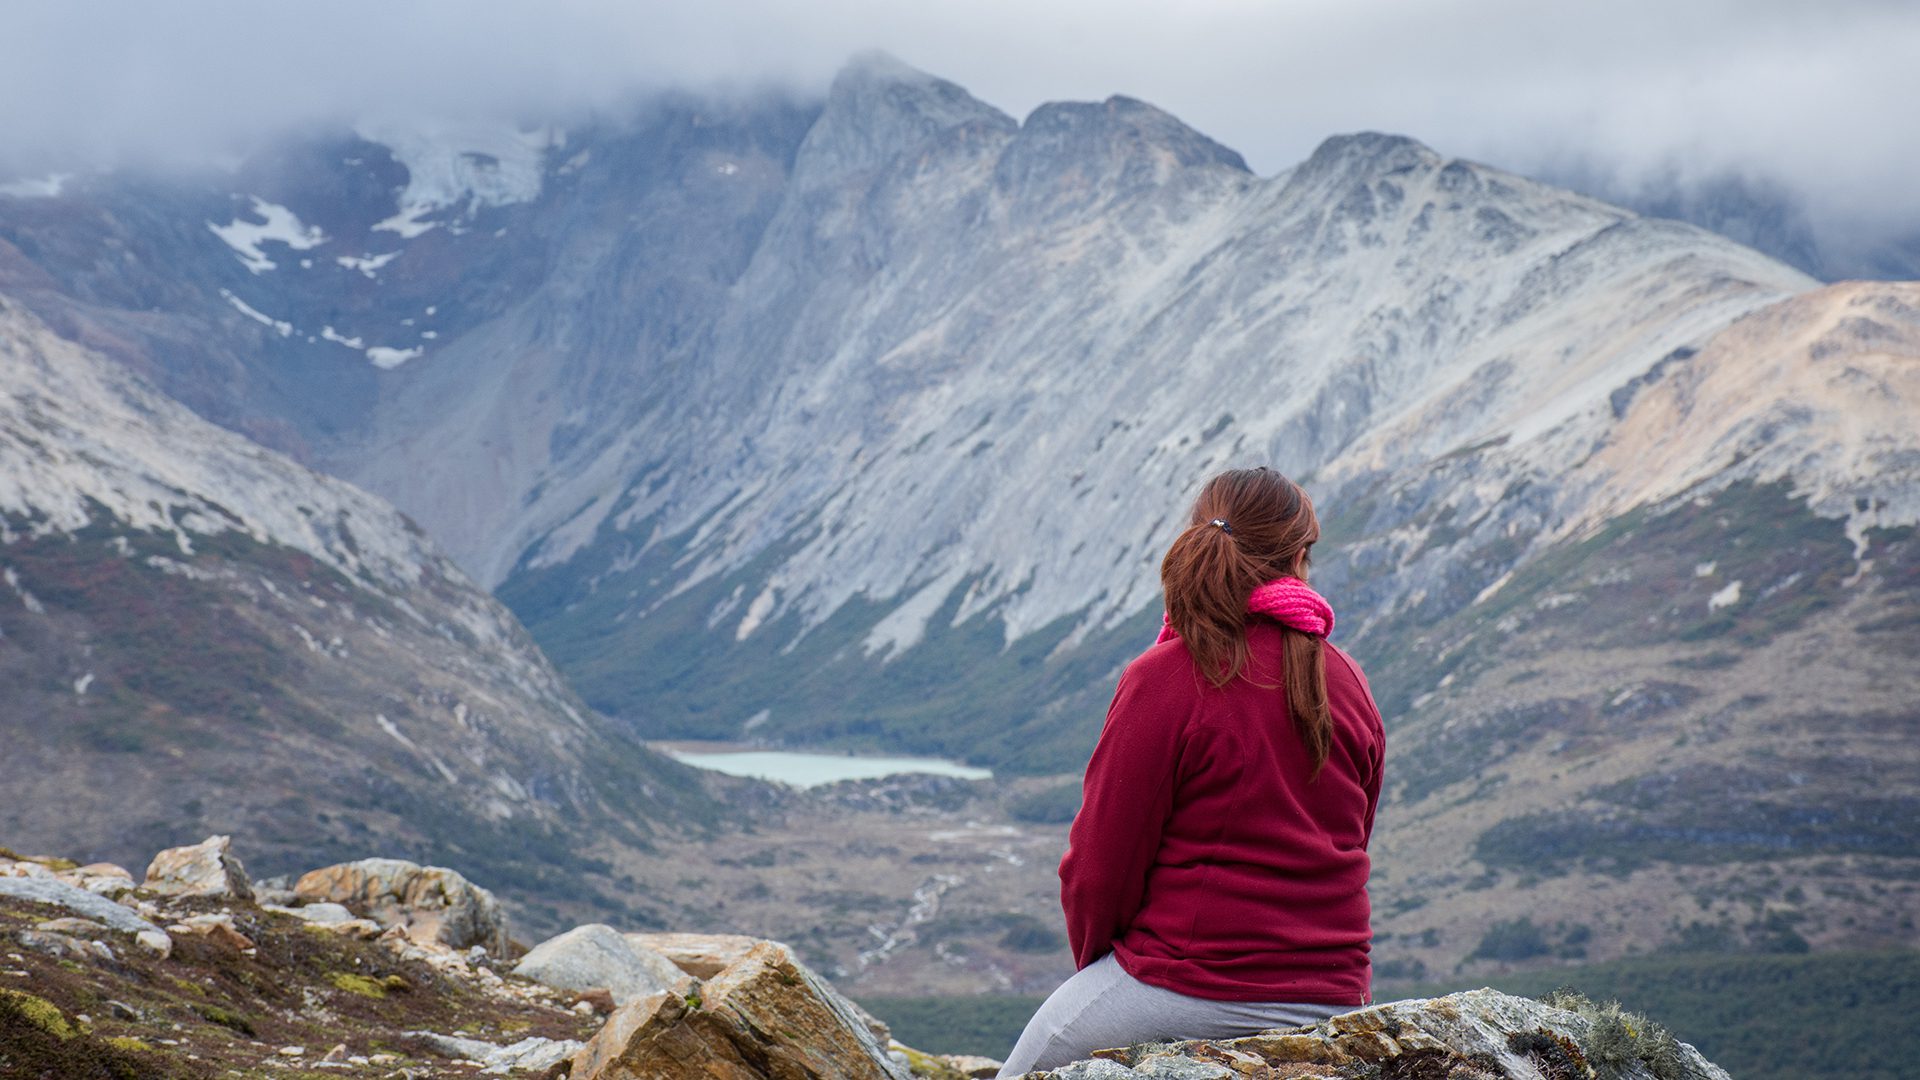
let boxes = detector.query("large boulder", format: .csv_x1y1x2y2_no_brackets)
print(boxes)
143,835,254,901
570,940,910,1080
513,925,688,1005
1030,987,1730,1080
293,858,506,952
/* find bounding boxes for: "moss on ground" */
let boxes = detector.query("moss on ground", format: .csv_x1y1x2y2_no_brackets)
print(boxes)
327,972,389,999
0,893,598,1078
1,988,75,1038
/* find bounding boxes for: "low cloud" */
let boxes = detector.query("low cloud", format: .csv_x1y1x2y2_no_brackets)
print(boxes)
5,0,1914,230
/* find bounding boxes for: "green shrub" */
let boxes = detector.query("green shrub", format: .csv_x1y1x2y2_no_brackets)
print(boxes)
1007,783,1081,825
1539,989,1686,1080
1471,918,1551,962
997,917,1064,954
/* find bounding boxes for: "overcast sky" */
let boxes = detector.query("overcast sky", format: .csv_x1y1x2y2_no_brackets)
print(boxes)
6,0,1916,231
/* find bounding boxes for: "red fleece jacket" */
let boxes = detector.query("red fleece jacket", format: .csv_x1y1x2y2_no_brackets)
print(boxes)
1059,620,1385,1004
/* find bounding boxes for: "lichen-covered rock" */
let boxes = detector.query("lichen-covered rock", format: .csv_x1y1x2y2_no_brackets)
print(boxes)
890,1042,1005,1079
513,924,687,1005
143,835,254,900
34,916,107,934
940,1053,1005,1079
624,931,761,979
570,940,910,1080
0,862,52,879
293,857,506,952
1030,988,1729,1080
16,929,115,963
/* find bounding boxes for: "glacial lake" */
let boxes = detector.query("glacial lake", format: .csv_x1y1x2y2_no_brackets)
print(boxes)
653,742,993,788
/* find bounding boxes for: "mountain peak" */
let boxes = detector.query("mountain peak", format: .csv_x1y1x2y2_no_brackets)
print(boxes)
1297,131,1441,180
831,49,939,88
1015,95,1250,175
797,52,1015,186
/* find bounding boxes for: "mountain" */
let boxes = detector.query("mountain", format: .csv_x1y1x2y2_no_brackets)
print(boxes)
2,53,1916,973
0,296,714,934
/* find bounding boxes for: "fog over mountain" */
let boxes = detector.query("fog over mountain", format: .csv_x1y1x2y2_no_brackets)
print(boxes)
4,1,1916,272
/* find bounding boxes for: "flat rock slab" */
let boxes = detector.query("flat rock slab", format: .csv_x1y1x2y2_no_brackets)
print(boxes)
0,876,161,935
408,1030,584,1074
623,931,761,979
513,924,686,1005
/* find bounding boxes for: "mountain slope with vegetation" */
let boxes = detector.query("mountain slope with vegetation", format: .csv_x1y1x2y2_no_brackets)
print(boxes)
0,298,713,935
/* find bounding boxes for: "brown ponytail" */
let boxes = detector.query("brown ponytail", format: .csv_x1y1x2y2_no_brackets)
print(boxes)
1159,467,1332,774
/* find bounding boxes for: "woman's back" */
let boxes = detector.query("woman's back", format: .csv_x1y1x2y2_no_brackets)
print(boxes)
1060,619,1384,1005
1000,466,1384,1077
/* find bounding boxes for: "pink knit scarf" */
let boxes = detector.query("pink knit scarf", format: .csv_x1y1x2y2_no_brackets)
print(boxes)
1156,577,1336,644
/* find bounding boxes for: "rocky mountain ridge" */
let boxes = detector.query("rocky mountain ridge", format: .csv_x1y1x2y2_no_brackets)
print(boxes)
2,836,1734,1080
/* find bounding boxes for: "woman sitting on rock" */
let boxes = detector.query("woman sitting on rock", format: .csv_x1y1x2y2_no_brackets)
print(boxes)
999,467,1385,1077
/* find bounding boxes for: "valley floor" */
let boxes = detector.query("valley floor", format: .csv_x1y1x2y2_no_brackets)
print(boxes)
598,762,1917,1000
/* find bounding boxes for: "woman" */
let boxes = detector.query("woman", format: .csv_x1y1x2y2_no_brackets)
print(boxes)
998,467,1385,1077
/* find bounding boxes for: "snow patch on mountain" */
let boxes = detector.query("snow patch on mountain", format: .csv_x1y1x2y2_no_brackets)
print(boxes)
373,204,438,239
357,120,560,237
337,251,400,278
320,325,365,349
0,174,68,199
367,346,423,369
220,289,292,337
207,196,327,274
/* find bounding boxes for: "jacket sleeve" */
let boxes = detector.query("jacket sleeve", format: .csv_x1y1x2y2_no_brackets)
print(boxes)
1059,658,1185,969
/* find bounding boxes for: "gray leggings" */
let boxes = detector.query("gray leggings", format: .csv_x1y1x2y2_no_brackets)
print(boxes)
996,954,1344,1077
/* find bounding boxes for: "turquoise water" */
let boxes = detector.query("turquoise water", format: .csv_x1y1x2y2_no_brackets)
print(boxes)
657,744,993,788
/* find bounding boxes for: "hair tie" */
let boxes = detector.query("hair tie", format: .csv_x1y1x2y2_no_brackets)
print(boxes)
1208,519,1233,535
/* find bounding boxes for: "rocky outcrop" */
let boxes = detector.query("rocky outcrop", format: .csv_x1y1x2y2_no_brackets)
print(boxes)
294,857,507,952
570,940,911,1080
2,837,1741,1080
513,924,688,1005
0,838,602,1078
143,835,254,900
1027,988,1727,1080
